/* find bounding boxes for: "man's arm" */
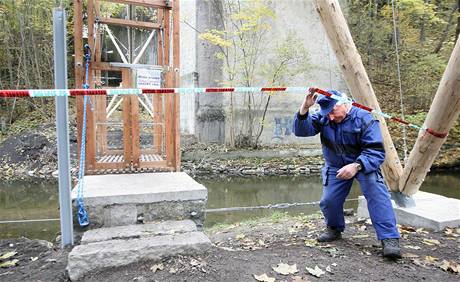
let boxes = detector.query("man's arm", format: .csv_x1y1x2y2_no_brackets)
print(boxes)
293,111,321,137
293,89,321,137
355,115,386,173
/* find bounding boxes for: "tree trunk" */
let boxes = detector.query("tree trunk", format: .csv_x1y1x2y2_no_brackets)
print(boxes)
313,0,403,191
434,2,458,54
399,36,460,195
456,0,460,41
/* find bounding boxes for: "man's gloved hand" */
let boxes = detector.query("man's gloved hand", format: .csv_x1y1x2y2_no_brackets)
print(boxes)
336,163,360,180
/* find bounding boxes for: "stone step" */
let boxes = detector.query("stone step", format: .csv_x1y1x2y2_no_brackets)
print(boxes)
71,172,208,228
68,229,211,281
81,220,198,244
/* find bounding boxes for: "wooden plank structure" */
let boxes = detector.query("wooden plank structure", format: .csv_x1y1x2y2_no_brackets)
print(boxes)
74,0,180,174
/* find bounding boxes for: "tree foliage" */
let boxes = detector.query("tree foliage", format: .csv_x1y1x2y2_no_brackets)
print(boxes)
347,0,459,113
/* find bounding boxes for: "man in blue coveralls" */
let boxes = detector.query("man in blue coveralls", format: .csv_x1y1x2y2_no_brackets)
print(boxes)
293,88,401,259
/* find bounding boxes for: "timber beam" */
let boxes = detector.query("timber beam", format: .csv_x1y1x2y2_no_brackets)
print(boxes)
98,17,161,30
101,0,171,9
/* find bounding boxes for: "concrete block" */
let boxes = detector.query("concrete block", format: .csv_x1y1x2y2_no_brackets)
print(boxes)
72,172,207,206
71,172,208,228
81,220,198,244
104,204,137,226
67,231,211,281
357,191,460,231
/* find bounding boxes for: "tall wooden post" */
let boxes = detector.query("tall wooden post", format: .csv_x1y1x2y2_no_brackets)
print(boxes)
172,0,181,171
313,0,403,191
400,37,460,195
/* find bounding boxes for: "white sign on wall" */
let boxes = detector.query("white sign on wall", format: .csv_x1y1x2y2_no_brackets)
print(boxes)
136,69,162,88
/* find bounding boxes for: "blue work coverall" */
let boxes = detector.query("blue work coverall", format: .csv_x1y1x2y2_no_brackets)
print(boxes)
293,107,400,240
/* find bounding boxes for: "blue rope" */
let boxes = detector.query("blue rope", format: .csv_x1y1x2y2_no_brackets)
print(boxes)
76,44,91,227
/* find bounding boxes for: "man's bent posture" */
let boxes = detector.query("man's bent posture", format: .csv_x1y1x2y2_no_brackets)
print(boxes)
293,88,401,259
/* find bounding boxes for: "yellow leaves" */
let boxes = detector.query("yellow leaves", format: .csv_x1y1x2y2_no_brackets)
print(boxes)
304,239,317,248
439,260,460,273
403,245,421,250
0,251,17,260
150,263,164,273
305,265,325,278
253,273,275,282
272,263,298,275
199,31,232,48
351,234,369,239
0,259,18,268
0,251,18,268
421,239,441,246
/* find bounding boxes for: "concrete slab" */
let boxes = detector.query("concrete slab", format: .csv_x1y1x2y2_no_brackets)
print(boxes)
357,191,460,231
81,220,198,244
71,172,208,227
72,172,207,206
67,230,212,281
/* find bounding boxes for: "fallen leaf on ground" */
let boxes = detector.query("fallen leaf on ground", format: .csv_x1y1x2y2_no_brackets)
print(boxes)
439,260,460,273
291,276,310,282
253,273,275,282
218,246,236,252
30,257,38,262
403,245,421,250
306,265,325,277
0,251,17,260
399,225,417,233
258,239,266,246
273,263,298,275
411,259,429,268
358,225,366,231
0,259,19,268
323,247,340,257
169,267,177,274
325,265,333,273
402,253,419,259
236,234,246,240
422,239,440,246
150,263,164,273
352,234,369,239
304,239,317,247
424,256,438,263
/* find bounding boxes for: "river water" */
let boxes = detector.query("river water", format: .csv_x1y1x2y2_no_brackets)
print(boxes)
1,171,459,241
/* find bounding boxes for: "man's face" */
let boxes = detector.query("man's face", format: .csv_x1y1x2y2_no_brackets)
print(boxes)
328,104,348,123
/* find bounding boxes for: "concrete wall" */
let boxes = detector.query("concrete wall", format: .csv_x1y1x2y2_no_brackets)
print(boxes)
180,0,349,145
180,0,198,134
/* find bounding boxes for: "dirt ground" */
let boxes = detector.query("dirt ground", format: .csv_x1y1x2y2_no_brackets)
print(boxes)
1,213,459,282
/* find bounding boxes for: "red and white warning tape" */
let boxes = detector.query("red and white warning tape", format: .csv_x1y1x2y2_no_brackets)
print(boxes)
0,86,448,138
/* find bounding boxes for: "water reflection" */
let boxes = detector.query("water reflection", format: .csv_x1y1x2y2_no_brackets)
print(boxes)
0,171,459,240
200,176,362,227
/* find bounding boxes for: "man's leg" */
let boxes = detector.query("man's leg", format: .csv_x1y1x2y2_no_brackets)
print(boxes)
319,167,353,237
357,171,401,258
356,171,399,240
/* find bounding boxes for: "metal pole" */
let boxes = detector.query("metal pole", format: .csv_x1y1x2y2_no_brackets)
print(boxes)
53,7,74,247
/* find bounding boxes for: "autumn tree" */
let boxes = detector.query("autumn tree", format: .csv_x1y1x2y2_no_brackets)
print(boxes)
200,0,311,148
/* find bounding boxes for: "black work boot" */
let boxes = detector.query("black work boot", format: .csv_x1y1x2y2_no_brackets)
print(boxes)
382,238,402,259
317,227,342,242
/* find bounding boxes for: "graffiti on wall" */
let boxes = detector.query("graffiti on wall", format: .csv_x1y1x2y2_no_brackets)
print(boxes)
272,116,293,141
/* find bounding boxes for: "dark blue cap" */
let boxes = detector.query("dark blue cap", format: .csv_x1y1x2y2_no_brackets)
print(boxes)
317,90,342,116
